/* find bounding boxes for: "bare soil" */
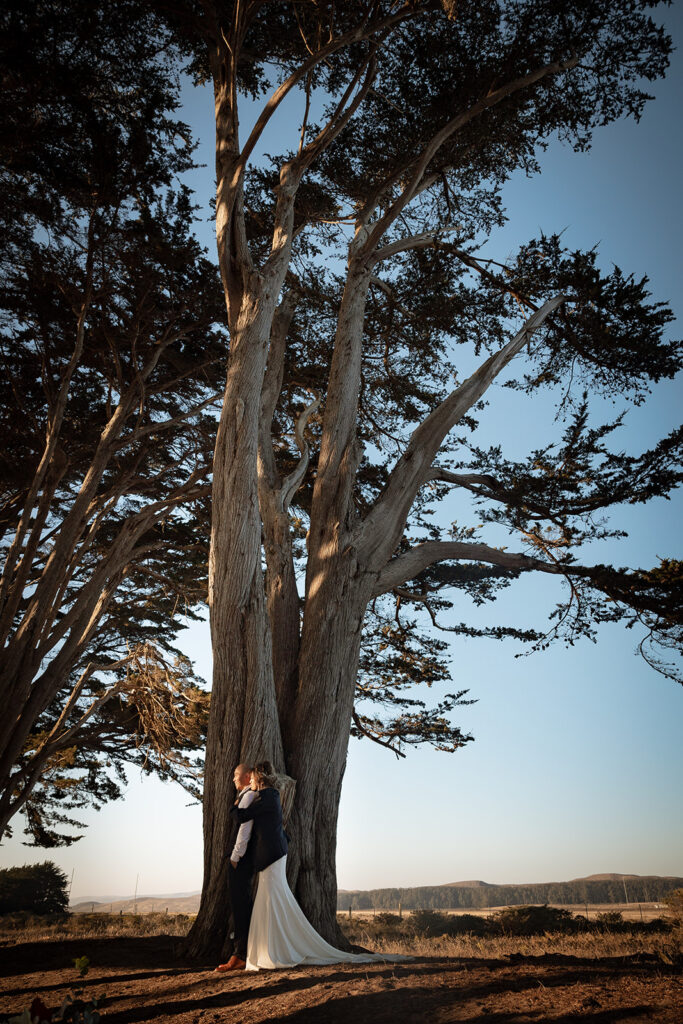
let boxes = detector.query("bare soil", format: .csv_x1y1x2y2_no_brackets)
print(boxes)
1,935,682,1023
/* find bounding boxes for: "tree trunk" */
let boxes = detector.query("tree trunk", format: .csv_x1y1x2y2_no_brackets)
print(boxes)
285,532,372,945
184,567,282,960
183,280,287,958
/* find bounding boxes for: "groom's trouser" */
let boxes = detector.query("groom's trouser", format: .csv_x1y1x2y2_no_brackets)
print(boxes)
228,857,254,960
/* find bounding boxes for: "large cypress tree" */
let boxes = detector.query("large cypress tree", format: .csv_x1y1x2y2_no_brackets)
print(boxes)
173,0,681,957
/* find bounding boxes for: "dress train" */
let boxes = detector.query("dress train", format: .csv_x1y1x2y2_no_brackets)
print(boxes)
246,855,404,971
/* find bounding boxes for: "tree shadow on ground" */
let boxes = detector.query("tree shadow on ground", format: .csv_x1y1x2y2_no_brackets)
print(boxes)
278,991,657,1024
0,935,196,976
96,960,668,1024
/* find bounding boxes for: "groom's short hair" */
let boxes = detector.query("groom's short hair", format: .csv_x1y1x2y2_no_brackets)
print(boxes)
235,762,252,776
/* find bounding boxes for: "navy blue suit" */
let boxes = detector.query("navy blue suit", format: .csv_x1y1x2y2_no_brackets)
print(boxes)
230,787,288,874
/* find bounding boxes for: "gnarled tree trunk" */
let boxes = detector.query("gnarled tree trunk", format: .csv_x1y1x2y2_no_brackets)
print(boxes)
285,555,372,945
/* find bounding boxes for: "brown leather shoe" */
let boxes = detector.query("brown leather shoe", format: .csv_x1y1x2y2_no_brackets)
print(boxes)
214,955,238,972
214,955,246,973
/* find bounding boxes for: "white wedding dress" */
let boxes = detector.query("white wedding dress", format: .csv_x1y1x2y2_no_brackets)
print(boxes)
246,855,402,971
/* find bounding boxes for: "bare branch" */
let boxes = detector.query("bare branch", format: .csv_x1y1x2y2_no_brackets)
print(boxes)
372,224,462,265
370,275,420,321
358,295,566,566
113,394,221,450
0,210,97,635
235,8,412,187
281,392,321,512
372,540,552,596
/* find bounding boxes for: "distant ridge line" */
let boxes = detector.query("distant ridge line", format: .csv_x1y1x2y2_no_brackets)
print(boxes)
336,873,683,911
339,873,682,894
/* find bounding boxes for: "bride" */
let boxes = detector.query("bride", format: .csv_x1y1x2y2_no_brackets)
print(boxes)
227,760,397,971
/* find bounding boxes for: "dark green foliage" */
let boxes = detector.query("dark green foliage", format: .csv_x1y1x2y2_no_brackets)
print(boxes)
0,861,69,914
17,652,212,848
2,0,682,849
343,904,673,944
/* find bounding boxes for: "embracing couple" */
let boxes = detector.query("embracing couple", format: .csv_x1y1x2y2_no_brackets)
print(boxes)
215,760,394,973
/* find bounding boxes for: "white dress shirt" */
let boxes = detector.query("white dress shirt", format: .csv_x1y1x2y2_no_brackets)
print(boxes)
231,787,256,863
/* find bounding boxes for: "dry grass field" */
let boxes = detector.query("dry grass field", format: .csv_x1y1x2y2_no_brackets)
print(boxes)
0,905,681,1023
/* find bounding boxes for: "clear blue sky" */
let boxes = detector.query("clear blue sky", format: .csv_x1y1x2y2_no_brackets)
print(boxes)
2,8,681,901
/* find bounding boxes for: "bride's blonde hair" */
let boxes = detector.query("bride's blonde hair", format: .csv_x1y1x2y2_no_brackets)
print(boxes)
250,760,296,825
251,760,278,788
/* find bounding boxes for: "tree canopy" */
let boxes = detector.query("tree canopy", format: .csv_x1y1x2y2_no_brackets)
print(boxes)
0,860,69,914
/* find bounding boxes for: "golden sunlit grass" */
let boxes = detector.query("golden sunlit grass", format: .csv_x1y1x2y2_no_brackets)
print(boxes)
351,926,679,961
0,912,194,943
340,902,682,964
1,904,680,967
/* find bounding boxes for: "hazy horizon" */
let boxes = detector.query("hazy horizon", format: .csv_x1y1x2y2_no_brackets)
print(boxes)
67,870,683,906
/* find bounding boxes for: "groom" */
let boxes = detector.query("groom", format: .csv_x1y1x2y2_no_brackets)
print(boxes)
215,763,256,972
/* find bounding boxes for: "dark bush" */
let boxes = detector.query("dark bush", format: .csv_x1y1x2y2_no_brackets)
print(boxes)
409,910,494,938
0,861,69,914
374,913,403,927
409,910,451,937
494,904,576,936
597,911,624,926
444,913,493,936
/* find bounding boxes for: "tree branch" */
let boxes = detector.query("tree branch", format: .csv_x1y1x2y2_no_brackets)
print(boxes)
372,540,551,596
281,391,321,512
358,295,566,566
351,709,406,759
372,224,462,265
358,53,579,260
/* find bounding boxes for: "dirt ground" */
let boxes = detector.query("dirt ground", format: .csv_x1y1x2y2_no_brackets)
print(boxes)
1,935,682,1023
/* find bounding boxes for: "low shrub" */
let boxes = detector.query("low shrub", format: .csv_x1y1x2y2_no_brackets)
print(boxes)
409,910,492,938
596,911,624,926
493,905,576,936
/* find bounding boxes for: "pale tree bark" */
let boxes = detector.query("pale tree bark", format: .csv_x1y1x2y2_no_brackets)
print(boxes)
285,255,374,942
258,293,304,734
188,6,384,957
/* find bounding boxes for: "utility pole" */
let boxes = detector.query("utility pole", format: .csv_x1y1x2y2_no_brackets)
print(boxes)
134,873,139,915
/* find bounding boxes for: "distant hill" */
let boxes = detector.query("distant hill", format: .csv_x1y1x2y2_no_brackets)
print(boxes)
337,874,683,911
71,894,200,915
443,880,491,888
576,873,646,882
